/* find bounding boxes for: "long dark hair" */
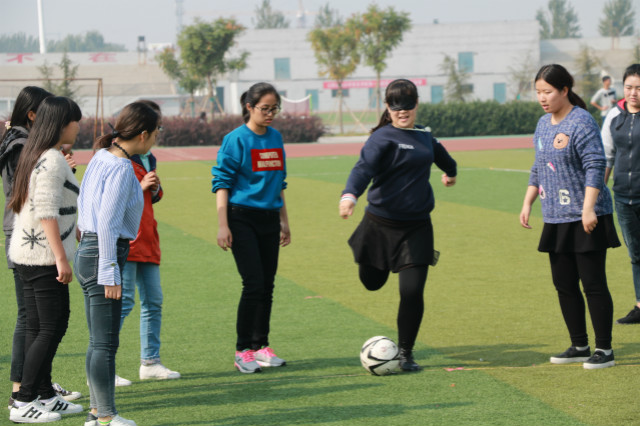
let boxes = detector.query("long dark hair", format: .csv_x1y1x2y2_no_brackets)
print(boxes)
240,82,281,123
9,96,82,213
535,64,587,109
94,101,159,149
1,86,53,141
371,79,419,133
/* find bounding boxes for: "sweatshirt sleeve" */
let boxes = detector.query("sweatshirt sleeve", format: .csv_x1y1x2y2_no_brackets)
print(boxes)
343,134,388,198
211,134,241,193
32,152,65,220
432,138,457,177
576,119,606,190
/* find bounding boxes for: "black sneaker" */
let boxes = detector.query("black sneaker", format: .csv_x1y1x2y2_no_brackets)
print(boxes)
84,411,98,426
583,350,615,369
616,306,640,324
399,349,421,372
549,346,591,364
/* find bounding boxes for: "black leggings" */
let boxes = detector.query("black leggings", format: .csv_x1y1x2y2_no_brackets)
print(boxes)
549,250,613,350
359,264,429,351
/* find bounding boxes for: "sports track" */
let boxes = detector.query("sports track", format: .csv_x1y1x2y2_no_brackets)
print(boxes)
72,135,532,164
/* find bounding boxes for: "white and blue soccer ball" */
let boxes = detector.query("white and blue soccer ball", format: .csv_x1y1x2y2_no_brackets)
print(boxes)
360,336,400,376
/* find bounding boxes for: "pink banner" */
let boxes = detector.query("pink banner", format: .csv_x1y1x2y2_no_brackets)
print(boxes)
323,78,426,90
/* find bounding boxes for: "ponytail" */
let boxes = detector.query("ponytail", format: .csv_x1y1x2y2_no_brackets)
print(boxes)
371,110,392,133
567,90,587,110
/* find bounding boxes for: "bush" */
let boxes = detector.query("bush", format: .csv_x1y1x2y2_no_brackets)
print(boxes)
75,114,326,149
416,100,545,137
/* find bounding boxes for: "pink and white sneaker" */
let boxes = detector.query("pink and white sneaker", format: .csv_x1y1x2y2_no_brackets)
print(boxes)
234,350,262,373
254,347,286,367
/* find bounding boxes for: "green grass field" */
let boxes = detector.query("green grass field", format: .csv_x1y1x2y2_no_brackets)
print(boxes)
1,148,638,426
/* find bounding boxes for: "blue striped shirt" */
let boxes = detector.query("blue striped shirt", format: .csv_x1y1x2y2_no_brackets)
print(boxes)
77,149,144,285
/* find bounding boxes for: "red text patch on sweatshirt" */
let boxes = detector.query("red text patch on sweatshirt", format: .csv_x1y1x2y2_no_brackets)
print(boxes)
251,148,284,171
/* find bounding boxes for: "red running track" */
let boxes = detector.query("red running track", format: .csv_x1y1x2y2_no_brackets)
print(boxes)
72,136,532,165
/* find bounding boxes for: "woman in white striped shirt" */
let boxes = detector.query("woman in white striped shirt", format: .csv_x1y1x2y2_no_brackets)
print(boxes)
75,102,160,426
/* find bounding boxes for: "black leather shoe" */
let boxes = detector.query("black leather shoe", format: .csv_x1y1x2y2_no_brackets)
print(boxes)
399,348,421,372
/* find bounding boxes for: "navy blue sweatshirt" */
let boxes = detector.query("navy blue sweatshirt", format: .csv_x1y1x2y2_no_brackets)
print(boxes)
343,124,457,221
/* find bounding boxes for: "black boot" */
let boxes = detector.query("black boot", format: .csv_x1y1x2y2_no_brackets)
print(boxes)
399,348,421,372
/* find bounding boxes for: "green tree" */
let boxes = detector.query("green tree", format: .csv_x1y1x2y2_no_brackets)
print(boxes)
156,48,205,117
509,51,538,101
536,0,581,39
177,18,248,116
314,3,342,28
348,5,411,115
574,44,602,101
38,51,79,99
253,0,290,29
308,23,360,134
48,30,126,52
599,0,635,37
0,33,39,53
440,54,472,103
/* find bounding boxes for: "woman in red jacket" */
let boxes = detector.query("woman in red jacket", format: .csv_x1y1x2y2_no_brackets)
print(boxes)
118,100,180,383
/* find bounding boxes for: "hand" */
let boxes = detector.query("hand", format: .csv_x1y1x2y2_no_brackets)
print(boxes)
582,209,598,234
280,222,291,247
64,153,77,170
339,199,355,219
55,258,73,284
520,205,532,229
442,174,456,187
76,228,81,242
104,285,122,299
217,226,232,251
141,171,159,191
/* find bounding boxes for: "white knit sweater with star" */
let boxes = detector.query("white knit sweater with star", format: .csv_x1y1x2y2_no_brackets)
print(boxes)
9,148,79,266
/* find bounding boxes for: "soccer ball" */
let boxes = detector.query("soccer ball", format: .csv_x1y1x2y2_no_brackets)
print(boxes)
360,336,400,376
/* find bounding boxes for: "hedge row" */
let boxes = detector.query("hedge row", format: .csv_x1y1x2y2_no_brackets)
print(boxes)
416,101,545,137
75,114,326,149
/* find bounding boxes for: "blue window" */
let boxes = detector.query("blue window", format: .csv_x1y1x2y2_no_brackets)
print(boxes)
305,89,319,111
494,83,507,104
431,85,444,104
332,89,349,97
274,58,291,80
458,52,474,73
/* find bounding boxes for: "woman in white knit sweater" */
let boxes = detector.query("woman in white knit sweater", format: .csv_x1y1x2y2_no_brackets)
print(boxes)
7,96,83,424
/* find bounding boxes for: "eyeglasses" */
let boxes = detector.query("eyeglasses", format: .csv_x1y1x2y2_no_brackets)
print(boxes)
157,126,164,132
256,106,281,115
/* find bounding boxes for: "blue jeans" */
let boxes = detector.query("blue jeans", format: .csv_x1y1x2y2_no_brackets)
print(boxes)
74,233,129,418
615,200,640,302
120,261,163,363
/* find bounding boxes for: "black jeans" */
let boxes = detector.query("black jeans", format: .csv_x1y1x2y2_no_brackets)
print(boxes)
14,264,70,402
228,206,280,351
549,250,613,350
11,267,27,383
359,264,429,351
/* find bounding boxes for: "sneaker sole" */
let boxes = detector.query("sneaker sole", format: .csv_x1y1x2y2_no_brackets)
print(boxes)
255,360,286,367
60,394,82,402
234,362,262,373
139,374,181,380
583,360,615,369
549,357,590,364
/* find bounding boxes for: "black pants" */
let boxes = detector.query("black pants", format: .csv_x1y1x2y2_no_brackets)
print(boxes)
359,264,429,351
229,206,280,351
15,264,70,402
11,267,27,383
549,250,613,350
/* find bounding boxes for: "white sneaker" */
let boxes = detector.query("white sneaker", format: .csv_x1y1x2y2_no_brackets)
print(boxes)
52,382,82,401
9,399,62,423
109,414,137,426
114,375,132,387
84,411,98,426
139,363,181,380
254,346,287,367
40,394,83,415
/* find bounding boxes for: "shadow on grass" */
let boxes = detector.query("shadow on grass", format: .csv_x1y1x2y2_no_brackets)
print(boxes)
429,343,550,367
153,402,471,426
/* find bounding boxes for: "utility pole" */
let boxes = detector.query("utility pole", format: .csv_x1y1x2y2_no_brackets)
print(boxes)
37,0,46,53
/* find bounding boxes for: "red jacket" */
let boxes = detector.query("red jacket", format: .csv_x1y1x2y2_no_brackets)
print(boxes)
128,153,162,264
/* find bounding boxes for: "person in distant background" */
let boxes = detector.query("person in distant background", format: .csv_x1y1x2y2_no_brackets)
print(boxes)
590,76,617,120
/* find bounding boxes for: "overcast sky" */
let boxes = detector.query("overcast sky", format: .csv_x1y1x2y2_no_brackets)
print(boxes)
3,0,638,51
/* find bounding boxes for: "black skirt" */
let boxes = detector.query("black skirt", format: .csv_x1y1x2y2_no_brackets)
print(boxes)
348,211,434,272
538,214,621,253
